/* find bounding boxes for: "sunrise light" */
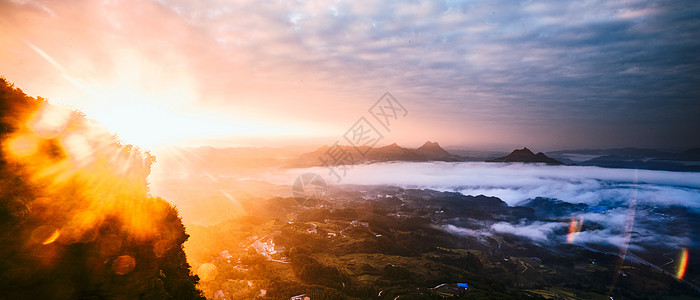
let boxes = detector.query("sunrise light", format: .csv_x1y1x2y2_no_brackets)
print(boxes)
2,0,699,298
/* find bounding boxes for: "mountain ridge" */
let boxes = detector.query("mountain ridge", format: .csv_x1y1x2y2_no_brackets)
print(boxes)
286,141,464,167
488,147,564,165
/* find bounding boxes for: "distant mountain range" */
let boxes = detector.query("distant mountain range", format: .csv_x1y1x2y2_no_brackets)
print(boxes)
487,147,563,165
548,147,700,171
165,143,700,173
415,141,455,160
289,143,700,171
286,141,464,167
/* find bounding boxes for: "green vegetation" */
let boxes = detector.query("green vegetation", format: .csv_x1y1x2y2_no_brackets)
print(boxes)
186,186,700,299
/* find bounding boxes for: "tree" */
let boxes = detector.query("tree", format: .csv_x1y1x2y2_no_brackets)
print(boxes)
0,77,204,299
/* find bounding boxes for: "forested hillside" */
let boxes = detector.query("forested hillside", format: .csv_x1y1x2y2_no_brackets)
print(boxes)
0,77,203,299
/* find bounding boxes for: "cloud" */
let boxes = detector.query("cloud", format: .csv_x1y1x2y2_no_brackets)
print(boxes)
279,162,699,251
2,0,699,149
491,221,565,242
438,208,692,251
437,221,565,245
571,229,638,250
438,224,491,240
437,221,567,245
281,162,700,209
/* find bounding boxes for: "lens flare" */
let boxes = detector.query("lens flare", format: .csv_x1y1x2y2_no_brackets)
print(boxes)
7,134,40,157
2,100,167,243
153,239,173,258
31,225,60,245
197,263,217,281
677,248,689,280
42,229,60,245
566,215,584,243
30,104,71,139
1,78,200,297
112,255,136,275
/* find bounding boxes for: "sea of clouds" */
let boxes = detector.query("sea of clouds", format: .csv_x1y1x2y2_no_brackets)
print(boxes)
275,162,700,251
280,162,700,207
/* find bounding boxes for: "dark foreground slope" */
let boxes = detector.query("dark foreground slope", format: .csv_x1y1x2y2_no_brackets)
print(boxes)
0,78,203,299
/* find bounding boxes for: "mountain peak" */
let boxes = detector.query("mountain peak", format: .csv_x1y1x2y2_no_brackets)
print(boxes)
379,142,401,150
291,140,462,167
420,141,441,147
488,147,563,165
416,140,452,159
513,147,534,155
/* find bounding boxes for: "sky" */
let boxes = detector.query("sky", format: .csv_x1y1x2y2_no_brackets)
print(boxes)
1,0,699,151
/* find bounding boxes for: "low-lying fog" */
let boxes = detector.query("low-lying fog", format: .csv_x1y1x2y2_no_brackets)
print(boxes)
272,162,700,252
277,162,700,208
152,160,700,253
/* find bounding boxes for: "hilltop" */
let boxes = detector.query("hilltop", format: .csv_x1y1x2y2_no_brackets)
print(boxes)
488,147,563,165
287,141,463,167
415,141,454,160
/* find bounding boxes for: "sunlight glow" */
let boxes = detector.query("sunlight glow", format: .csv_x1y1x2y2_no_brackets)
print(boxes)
25,43,329,150
30,104,72,139
56,55,203,149
2,100,170,242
